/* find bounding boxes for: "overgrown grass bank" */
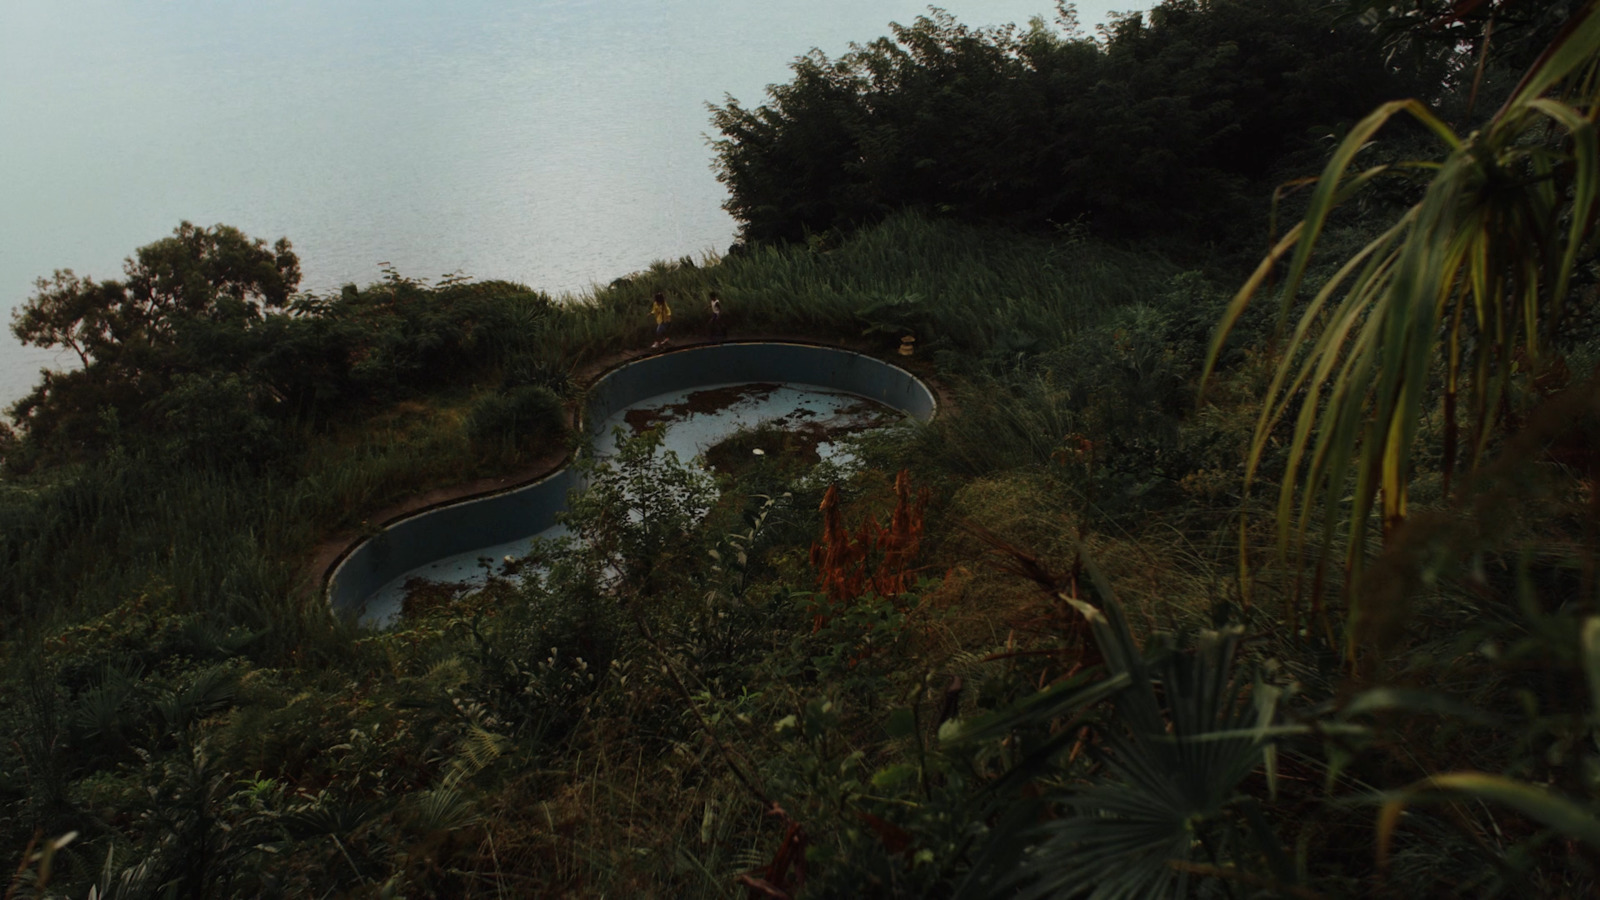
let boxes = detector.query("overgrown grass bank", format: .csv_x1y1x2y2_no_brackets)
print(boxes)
8,0,1600,891
0,211,1231,895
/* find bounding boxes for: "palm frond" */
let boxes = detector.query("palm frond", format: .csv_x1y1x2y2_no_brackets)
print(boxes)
1204,2,1600,631
960,553,1277,899
408,787,481,834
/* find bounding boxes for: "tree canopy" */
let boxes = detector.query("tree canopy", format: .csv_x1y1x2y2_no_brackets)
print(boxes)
13,222,300,370
6,223,556,471
710,0,1411,246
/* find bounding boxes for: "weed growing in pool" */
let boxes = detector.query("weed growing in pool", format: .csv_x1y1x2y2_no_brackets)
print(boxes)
562,427,717,594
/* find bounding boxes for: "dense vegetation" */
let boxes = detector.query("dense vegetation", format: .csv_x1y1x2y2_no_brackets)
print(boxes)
2,0,1599,896
5,228,568,476
709,0,1415,247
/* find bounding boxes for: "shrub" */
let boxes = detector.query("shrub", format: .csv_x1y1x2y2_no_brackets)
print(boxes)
464,385,566,456
148,371,284,469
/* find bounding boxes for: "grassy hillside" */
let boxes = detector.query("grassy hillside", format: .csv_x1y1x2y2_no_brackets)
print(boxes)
4,0,1599,896
0,213,1222,896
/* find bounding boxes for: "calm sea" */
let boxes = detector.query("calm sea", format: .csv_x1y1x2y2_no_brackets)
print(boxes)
0,0,1133,407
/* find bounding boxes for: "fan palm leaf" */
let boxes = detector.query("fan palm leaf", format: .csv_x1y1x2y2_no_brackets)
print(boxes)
957,556,1280,899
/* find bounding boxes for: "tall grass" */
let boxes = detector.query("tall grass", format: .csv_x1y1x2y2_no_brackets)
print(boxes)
543,213,1178,370
0,459,309,653
0,397,492,659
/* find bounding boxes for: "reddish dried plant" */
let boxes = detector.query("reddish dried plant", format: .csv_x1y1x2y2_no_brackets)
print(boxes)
737,805,808,899
1051,431,1096,473
808,470,929,628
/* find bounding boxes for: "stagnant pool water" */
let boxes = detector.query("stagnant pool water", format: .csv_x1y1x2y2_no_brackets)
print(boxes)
356,381,899,626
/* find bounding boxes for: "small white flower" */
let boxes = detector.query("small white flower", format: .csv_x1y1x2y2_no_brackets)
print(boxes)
752,448,766,456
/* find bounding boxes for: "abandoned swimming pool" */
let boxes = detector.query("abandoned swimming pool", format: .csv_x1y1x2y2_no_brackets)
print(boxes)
325,342,938,626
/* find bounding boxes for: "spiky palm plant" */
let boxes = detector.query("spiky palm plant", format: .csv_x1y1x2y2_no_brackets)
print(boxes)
1204,2,1600,632
955,558,1285,899
1195,5,1600,884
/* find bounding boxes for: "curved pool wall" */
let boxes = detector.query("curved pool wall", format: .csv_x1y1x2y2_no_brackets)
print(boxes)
326,342,936,620
580,342,936,434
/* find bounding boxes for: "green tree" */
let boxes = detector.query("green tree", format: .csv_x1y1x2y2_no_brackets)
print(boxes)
709,0,1405,246
12,221,299,368
9,222,299,463
1344,0,1581,82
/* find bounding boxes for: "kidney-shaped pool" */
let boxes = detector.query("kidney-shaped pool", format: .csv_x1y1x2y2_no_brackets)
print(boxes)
325,342,937,626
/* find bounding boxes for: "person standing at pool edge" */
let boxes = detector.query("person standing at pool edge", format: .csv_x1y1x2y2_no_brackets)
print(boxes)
650,291,672,348
707,291,725,341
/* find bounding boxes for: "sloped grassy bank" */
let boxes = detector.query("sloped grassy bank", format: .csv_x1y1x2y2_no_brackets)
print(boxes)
7,199,1594,895
8,0,1600,889
1,212,1215,895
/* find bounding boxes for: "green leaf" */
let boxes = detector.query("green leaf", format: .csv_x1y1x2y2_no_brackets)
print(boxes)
1340,687,1500,726
1379,772,1600,868
1582,617,1600,716
1206,6,1600,628
871,763,919,791
885,707,916,739
937,718,965,744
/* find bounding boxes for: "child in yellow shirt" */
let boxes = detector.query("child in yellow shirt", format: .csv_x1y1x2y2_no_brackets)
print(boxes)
650,292,672,349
